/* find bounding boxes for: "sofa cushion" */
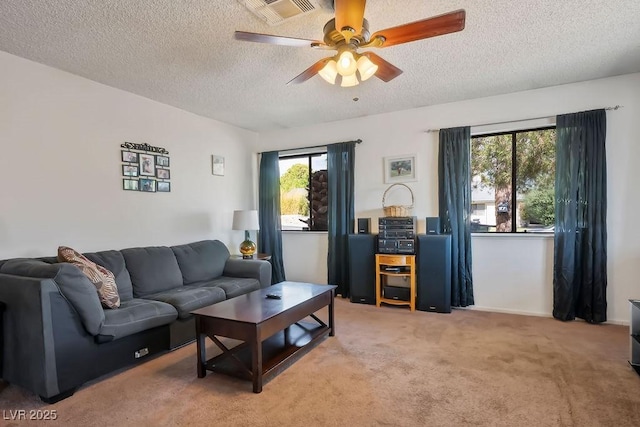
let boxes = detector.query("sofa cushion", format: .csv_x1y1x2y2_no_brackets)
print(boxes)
0,259,105,335
195,276,261,299
57,246,120,309
144,284,226,319
171,240,230,285
84,250,134,302
121,246,183,297
97,298,178,340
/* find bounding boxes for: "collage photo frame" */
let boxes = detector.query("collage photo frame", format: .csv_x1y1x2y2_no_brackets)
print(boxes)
120,142,171,193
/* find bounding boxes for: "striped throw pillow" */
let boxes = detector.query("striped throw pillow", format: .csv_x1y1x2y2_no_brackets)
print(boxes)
57,246,121,309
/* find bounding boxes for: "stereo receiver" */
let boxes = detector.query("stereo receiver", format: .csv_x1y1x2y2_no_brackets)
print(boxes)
378,216,417,254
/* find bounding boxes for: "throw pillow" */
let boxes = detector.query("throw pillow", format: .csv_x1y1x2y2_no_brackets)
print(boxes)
57,246,121,309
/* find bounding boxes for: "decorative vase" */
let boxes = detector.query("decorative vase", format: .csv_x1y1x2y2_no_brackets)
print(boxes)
239,240,256,258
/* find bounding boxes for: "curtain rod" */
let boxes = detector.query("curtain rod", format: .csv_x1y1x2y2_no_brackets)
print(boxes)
260,139,362,154
423,105,623,133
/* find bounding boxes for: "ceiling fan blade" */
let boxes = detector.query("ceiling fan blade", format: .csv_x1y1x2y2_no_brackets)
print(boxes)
334,0,366,36
287,58,331,85
234,31,323,48
368,9,465,48
362,52,403,82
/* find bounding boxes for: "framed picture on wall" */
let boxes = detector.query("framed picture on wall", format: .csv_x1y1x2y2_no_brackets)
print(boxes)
122,165,139,177
156,168,170,179
139,154,156,176
123,179,139,191
156,155,170,167
122,150,138,163
384,154,417,183
139,178,156,192
212,155,224,176
157,181,171,192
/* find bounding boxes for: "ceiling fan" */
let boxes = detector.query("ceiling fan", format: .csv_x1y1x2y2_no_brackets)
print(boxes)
234,0,466,87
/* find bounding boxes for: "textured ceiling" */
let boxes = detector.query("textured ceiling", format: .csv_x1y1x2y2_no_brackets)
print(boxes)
1,1,639,132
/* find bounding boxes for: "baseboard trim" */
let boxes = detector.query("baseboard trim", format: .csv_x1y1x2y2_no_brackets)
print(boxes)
464,305,550,318
464,305,628,326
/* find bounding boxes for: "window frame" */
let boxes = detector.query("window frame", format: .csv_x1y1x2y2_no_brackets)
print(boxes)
470,125,556,234
279,151,328,232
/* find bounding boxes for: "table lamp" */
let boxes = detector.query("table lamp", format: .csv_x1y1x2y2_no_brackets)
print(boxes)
232,210,260,259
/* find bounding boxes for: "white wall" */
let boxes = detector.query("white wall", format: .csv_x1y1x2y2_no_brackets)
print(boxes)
281,232,328,284
0,51,257,258
256,73,640,324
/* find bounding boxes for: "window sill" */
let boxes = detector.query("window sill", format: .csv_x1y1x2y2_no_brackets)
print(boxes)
282,230,328,234
471,232,553,239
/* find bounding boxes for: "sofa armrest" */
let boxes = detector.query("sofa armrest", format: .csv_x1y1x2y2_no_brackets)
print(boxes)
223,259,272,288
0,259,105,335
0,273,69,398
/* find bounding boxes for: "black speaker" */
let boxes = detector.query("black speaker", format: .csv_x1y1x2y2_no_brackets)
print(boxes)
382,286,411,301
426,217,440,234
357,218,371,234
417,234,451,313
348,234,376,304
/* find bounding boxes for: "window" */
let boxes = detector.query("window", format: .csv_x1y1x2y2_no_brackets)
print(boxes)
470,127,556,233
279,152,328,231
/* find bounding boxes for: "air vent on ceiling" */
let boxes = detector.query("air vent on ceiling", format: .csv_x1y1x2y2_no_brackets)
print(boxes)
238,0,319,26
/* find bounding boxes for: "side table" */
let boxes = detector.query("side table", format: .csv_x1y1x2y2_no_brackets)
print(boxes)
630,299,640,375
231,253,271,261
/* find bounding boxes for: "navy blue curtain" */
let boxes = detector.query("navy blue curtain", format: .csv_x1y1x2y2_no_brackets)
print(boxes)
553,109,607,323
438,126,474,307
258,151,286,284
327,142,356,297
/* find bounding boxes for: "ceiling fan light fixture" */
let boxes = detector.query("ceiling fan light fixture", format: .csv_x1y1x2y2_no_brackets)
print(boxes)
356,55,378,81
336,50,358,76
318,60,338,84
340,73,359,87
235,8,466,87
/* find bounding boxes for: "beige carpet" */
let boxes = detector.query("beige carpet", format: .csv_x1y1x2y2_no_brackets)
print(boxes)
1,298,639,426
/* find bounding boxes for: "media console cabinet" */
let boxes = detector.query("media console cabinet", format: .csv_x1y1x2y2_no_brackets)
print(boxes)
375,254,416,311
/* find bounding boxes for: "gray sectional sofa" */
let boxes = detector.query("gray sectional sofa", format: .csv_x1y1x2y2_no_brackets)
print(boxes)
0,240,272,403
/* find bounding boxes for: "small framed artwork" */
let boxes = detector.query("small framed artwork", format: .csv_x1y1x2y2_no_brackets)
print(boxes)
157,181,171,192
156,168,170,179
384,154,417,183
139,153,156,176
212,155,224,176
122,150,138,163
139,178,156,192
123,179,139,191
156,155,170,167
122,165,139,177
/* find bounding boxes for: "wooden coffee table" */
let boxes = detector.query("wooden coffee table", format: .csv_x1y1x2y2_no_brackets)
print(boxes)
191,281,336,393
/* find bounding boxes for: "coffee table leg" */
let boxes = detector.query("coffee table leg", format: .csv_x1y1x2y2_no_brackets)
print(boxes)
329,291,335,337
251,331,263,393
196,317,206,378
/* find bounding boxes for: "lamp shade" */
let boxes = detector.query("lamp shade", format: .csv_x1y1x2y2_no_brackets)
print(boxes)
340,73,359,87
232,210,259,231
319,60,338,84
336,50,357,76
357,55,378,81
